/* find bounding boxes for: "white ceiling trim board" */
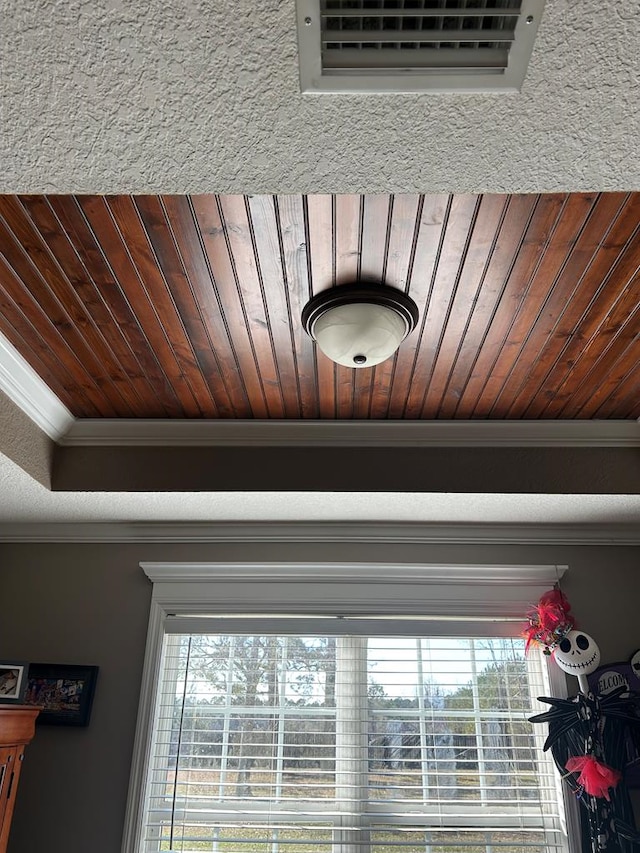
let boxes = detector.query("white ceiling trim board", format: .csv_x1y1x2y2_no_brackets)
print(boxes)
0,333,74,441
1,521,638,544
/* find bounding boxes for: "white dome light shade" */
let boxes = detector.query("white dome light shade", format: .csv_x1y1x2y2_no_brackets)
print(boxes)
301,283,419,369
313,302,408,368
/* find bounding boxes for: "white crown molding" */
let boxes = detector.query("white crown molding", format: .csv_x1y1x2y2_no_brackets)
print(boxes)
0,327,637,449
0,521,639,544
0,333,74,441
61,418,640,447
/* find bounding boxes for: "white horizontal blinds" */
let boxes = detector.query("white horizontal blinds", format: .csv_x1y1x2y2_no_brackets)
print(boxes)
141,631,567,853
321,0,520,73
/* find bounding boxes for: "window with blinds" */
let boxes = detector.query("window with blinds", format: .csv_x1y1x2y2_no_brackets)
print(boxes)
140,629,567,853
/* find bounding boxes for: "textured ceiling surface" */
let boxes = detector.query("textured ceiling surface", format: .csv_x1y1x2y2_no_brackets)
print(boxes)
2,0,639,194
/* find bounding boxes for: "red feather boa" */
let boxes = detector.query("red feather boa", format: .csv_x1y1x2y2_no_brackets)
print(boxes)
565,755,621,800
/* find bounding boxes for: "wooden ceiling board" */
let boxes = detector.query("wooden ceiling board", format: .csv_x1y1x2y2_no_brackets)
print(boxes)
0,192,638,421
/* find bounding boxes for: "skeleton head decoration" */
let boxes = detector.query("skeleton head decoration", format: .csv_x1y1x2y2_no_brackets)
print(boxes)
554,630,601,675
630,649,640,681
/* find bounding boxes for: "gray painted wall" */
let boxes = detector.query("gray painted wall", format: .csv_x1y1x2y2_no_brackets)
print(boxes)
0,540,638,853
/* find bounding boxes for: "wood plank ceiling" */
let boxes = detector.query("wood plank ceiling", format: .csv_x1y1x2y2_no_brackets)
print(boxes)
0,193,638,421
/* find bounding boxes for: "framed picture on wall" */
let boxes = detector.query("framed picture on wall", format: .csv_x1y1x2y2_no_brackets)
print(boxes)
0,662,28,703
23,663,99,726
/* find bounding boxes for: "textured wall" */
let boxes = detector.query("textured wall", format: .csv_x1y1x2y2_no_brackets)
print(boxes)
0,540,639,853
2,0,639,194
0,390,52,488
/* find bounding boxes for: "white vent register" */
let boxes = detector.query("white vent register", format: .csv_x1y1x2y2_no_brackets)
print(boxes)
296,0,546,93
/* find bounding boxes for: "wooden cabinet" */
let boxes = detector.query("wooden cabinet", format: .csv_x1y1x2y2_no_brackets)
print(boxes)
0,707,39,853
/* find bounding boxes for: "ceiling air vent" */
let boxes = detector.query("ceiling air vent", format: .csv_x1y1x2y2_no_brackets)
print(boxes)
296,0,545,93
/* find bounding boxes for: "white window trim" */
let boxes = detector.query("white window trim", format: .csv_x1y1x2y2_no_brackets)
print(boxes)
121,561,571,853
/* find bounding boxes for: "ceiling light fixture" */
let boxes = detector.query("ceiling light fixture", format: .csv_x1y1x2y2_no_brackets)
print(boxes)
302,283,419,369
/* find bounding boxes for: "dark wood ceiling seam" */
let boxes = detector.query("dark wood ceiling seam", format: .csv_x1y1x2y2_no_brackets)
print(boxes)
30,196,160,418
90,196,206,417
0,258,102,415
351,194,376,419
244,195,296,418
0,204,123,416
599,354,640,419
535,200,640,418
396,194,454,419
130,196,224,418
499,193,629,418
428,194,511,419
516,194,636,419
190,196,269,418
55,196,185,418
483,192,600,418
152,195,239,417
305,195,336,417
301,194,322,417
581,314,640,417
413,194,483,419
6,196,142,417
163,195,252,417
563,299,640,418
370,194,424,419
334,196,363,418
452,193,567,419
272,196,306,418
214,196,279,417
444,194,540,419
462,193,573,418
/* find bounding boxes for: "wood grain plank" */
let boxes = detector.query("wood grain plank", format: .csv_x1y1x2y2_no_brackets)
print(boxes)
360,195,391,282
518,194,640,418
492,193,630,418
134,195,236,418
596,357,640,419
275,195,319,418
7,196,140,416
437,194,539,419
539,272,640,418
48,196,186,417
161,195,252,417
578,321,640,418
107,195,221,418
387,194,450,418
246,196,302,418
78,195,205,417
306,195,334,295
0,261,101,416
420,193,509,418
214,195,285,418
478,193,602,418
403,195,481,418
453,194,567,418
369,195,422,418
555,295,640,418
0,204,123,416
190,196,268,419
19,195,157,418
